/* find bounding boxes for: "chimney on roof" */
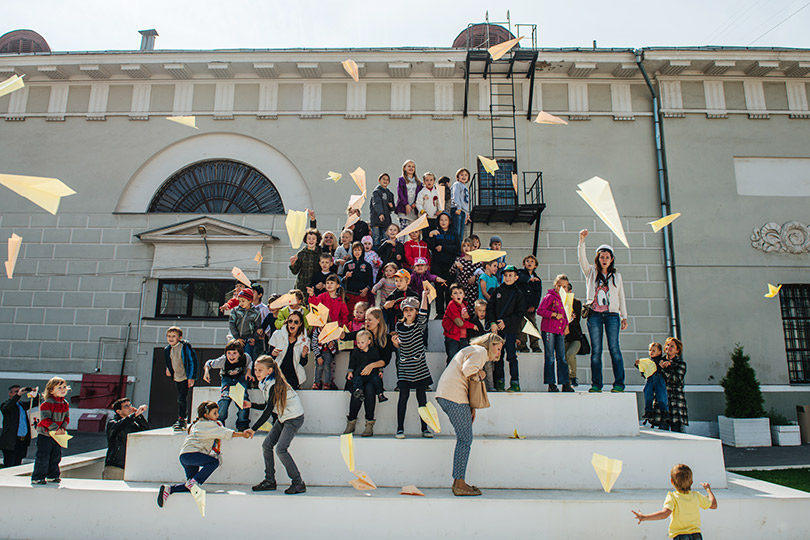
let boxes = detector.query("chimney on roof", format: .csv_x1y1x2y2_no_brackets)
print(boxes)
139,29,158,51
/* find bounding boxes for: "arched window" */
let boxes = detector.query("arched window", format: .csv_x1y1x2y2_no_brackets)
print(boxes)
148,160,285,214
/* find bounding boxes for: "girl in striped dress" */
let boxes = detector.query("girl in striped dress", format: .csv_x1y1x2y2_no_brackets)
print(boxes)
450,238,480,313
392,289,432,439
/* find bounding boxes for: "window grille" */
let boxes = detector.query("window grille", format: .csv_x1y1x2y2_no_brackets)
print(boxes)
780,284,810,384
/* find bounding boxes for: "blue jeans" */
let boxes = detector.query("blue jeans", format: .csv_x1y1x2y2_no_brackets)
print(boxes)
371,226,386,249
444,336,469,365
643,372,669,413
587,311,625,390
451,209,467,241
218,376,250,431
171,452,219,492
314,348,336,386
542,331,569,385
494,332,518,384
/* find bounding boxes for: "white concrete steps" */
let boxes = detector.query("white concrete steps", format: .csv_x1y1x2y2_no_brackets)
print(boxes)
124,428,727,489
191,387,641,437
2,475,807,540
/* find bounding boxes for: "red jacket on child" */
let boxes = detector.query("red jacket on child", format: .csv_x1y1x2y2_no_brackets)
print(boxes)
404,240,431,269
310,291,350,327
537,288,569,335
442,299,476,341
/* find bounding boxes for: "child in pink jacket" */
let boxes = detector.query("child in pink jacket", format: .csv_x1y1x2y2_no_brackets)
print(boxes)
537,274,573,393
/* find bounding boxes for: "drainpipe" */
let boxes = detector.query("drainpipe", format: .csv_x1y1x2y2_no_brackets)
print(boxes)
635,49,681,339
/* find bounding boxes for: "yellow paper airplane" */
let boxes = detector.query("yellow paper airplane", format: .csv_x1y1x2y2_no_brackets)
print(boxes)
231,266,251,287
0,174,77,215
166,116,199,129
396,214,429,239
637,358,657,378
478,155,499,176
522,318,541,339
511,173,519,194
318,321,342,344
49,431,73,448
418,402,441,433
400,485,425,496
559,288,574,322
190,483,206,517
467,249,507,264
0,74,25,98
423,281,437,304
258,421,272,432
509,429,526,439
349,470,377,491
534,111,568,125
648,213,681,233
254,250,263,265
764,284,782,298
348,192,367,213
591,453,623,493
306,303,330,327
436,184,446,211
576,176,630,248
488,36,524,61
340,433,355,472
350,167,366,193
285,209,309,249
269,292,297,310
325,171,342,183
27,387,38,399
229,383,246,410
5,233,22,279
342,59,360,82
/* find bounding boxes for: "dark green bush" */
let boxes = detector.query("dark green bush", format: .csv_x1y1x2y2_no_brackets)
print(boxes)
720,344,765,418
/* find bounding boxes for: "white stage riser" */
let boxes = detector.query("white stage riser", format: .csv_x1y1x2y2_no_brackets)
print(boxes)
191,387,641,437
124,429,727,489
1,477,807,540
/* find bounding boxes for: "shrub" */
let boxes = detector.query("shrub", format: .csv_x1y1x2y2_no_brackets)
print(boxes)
720,344,765,418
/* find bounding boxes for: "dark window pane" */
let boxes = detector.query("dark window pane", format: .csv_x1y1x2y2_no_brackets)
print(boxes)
159,283,190,316
191,282,226,318
477,159,517,207
780,284,810,384
157,280,231,319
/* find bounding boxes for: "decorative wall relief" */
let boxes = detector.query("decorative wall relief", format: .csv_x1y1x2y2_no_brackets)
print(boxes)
751,221,810,254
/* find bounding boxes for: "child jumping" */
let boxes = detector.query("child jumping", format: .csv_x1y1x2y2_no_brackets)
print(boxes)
164,326,197,431
157,400,253,507
202,339,254,431
249,355,307,495
632,463,717,539
31,376,70,485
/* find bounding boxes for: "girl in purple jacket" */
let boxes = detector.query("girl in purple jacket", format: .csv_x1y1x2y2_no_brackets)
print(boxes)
537,274,574,393
395,159,422,230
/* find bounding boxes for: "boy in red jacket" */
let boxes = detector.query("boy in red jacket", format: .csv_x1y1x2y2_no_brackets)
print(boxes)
442,284,475,365
403,229,430,270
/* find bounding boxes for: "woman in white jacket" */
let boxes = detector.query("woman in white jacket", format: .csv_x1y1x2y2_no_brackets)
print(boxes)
578,229,628,393
267,311,309,389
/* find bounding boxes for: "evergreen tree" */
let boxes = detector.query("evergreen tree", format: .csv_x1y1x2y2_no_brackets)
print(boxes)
720,344,765,418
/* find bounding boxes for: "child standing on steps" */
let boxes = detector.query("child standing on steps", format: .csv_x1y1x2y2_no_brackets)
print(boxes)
370,173,395,248
202,339,254,431
31,376,70,485
415,172,441,231
347,331,383,415
164,326,197,431
392,290,432,439
396,159,422,230
486,265,526,392
157,400,254,507
361,235,383,283
537,274,573,393
632,463,717,539
635,341,669,428
230,289,260,358
289,228,322,301
248,355,307,495
450,167,471,241
310,274,350,390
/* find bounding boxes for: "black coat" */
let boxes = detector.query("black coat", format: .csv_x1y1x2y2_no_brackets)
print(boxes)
0,394,31,451
486,282,527,335
516,268,543,310
105,413,150,468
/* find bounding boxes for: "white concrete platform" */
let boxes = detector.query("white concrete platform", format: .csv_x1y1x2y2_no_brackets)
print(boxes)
124,428,727,489
0,474,807,540
191,386,641,437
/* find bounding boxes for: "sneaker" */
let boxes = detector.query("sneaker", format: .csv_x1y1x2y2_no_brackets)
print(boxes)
547,384,559,393
378,393,388,403
571,377,579,387
517,347,530,353
611,386,625,393
395,430,405,439
157,484,170,508
327,382,338,390
495,380,505,392
31,479,47,485
588,386,602,393
422,430,434,438
172,418,187,431
562,384,575,393
507,382,521,393
252,479,277,492
353,388,365,401
47,477,61,484
531,347,543,353
426,386,433,392
311,382,321,390
184,478,198,490
284,481,306,495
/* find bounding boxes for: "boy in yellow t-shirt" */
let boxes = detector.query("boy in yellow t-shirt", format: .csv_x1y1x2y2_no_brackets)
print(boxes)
632,463,718,539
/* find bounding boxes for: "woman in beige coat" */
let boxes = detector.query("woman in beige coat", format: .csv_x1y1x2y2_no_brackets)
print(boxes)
435,333,504,496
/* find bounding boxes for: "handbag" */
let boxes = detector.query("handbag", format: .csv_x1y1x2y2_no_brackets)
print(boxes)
581,304,591,319
468,376,490,409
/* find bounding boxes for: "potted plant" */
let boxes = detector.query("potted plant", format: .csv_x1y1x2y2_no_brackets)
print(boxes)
718,344,771,447
768,409,801,446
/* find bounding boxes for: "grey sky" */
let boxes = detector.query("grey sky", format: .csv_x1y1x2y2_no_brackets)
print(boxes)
2,0,808,52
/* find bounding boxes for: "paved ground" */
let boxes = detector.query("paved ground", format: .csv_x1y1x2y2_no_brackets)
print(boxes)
11,432,108,465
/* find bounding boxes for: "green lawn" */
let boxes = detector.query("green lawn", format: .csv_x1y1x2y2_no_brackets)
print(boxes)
737,468,810,493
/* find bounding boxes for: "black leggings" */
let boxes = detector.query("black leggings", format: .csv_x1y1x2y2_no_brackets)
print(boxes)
348,378,378,421
397,381,428,432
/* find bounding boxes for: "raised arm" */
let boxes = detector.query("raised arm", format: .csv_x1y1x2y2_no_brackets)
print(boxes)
578,229,591,278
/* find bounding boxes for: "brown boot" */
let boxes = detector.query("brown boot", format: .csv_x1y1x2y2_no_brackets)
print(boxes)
451,478,482,496
361,419,375,437
343,417,357,434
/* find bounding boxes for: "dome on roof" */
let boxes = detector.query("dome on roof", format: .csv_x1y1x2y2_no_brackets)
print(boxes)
452,24,517,49
0,29,51,54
